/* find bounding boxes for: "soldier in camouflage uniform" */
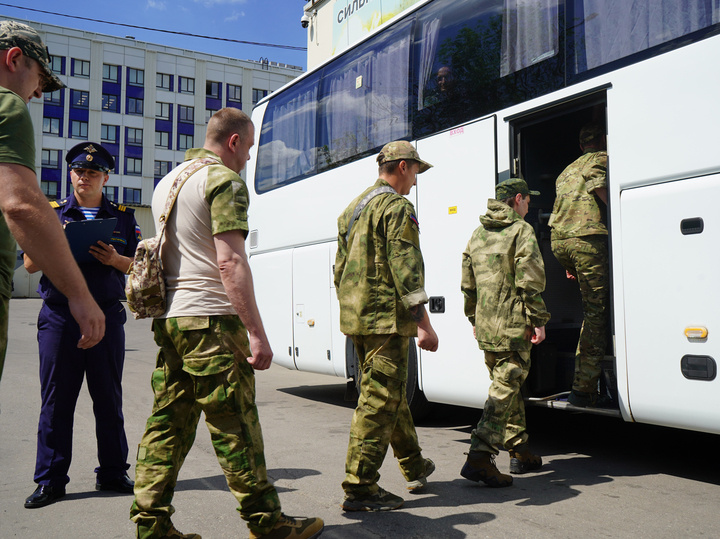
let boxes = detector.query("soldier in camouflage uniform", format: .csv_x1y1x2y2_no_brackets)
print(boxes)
460,178,550,488
335,141,439,512
130,109,323,539
549,123,609,408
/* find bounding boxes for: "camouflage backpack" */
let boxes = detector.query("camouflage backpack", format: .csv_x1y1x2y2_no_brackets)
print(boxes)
125,157,219,319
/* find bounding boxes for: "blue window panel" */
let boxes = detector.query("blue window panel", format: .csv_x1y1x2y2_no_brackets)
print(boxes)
40,168,62,182
177,122,194,136
126,85,144,99
124,145,143,159
206,97,222,110
225,101,242,111
68,108,89,122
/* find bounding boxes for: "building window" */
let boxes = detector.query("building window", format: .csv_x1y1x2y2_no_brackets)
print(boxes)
178,105,194,123
73,59,90,77
123,187,141,204
71,120,88,139
125,158,142,176
41,149,61,168
102,93,119,112
179,76,195,94
156,102,171,120
128,68,144,86
205,108,217,123
101,124,118,143
49,55,63,74
155,131,170,148
156,73,172,90
227,84,242,102
127,97,144,115
127,127,143,146
178,134,194,150
41,181,59,199
43,117,60,135
154,160,171,178
71,89,89,108
44,90,61,105
206,81,220,98
103,186,118,202
103,64,119,82
252,88,268,104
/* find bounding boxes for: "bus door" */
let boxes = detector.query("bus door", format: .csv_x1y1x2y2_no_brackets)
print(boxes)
508,92,616,404
415,115,498,408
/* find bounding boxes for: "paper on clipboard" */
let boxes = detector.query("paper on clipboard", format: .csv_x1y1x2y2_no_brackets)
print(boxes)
64,218,118,264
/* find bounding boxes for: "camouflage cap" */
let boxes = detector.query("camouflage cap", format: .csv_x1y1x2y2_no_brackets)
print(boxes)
579,123,604,145
377,140,433,173
0,20,64,92
495,178,540,200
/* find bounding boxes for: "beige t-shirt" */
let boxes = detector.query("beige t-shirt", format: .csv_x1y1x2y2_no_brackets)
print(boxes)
151,149,249,318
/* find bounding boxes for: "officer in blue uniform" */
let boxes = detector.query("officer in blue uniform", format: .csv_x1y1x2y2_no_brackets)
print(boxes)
24,142,142,509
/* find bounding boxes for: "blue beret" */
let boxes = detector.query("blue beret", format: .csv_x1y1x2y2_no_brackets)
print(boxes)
65,142,115,173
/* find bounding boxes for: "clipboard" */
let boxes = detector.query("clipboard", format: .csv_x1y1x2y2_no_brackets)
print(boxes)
64,218,118,264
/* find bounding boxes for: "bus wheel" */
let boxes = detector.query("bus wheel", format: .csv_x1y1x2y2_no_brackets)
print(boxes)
347,337,433,422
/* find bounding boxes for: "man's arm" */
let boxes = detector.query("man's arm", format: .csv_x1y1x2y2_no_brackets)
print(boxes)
0,164,105,348
214,229,273,370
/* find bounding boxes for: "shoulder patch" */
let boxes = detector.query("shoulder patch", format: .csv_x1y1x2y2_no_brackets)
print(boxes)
409,213,420,230
50,198,68,208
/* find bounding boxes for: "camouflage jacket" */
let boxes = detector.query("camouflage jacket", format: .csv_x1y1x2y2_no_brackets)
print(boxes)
461,199,551,352
549,150,608,240
334,179,428,336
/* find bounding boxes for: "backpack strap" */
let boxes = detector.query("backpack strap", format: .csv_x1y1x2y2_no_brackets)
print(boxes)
345,186,397,243
156,157,219,239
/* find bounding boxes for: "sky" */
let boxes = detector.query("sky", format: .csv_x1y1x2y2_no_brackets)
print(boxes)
0,0,309,70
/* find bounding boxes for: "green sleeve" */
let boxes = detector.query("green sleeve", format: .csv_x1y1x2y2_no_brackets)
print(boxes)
0,90,35,171
384,200,427,309
514,225,551,327
205,165,249,236
460,245,477,326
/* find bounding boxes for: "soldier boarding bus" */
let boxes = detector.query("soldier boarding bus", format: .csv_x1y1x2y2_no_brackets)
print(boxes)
245,0,720,435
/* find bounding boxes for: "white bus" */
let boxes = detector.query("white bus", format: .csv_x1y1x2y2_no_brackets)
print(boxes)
246,0,720,435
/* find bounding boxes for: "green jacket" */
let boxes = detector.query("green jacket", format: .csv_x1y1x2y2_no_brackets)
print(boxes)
334,179,428,336
549,150,608,240
461,199,550,351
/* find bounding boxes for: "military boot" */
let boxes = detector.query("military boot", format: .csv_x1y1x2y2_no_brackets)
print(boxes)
509,444,542,474
249,514,324,539
460,451,513,487
406,458,435,492
161,525,201,539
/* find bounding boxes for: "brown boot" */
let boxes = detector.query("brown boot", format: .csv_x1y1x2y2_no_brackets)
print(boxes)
460,451,513,487
509,444,542,474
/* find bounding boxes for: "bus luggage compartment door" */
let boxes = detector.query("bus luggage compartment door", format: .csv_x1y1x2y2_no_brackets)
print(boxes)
620,174,720,434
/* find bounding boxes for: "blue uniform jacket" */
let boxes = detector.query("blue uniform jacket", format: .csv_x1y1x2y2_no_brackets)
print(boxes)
38,194,141,306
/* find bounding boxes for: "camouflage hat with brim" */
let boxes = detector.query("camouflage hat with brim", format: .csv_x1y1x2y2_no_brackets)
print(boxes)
495,178,540,200
0,20,64,92
579,123,604,145
377,140,433,173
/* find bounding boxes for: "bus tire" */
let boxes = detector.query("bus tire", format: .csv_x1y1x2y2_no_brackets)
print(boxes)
347,337,433,422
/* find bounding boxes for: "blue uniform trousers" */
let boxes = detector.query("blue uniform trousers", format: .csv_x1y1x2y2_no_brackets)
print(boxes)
34,301,130,486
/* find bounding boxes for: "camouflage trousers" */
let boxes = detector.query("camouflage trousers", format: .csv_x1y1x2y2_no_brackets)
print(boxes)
0,295,7,384
470,349,531,455
130,316,281,538
343,334,425,496
551,235,609,394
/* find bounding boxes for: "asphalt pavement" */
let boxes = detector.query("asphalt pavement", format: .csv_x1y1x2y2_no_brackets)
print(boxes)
1,299,719,538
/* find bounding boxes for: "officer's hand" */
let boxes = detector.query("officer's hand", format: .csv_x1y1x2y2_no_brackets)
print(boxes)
565,270,576,281
68,295,106,349
531,326,546,345
418,325,439,352
90,241,118,266
247,333,273,370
